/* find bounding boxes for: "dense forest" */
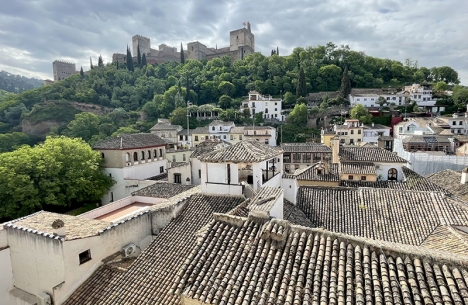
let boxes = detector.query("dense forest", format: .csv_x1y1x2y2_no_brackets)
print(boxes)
0,70,43,93
0,42,463,152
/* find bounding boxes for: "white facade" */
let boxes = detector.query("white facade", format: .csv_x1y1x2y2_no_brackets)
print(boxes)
362,124,391,144
243,127,277,146
241,91,284,121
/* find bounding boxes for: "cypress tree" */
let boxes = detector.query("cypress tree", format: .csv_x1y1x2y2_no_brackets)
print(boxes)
277,46,279,56
137,44,142,66
98,55,104,68
180,43,185,64
90,57,94,69
80,66,84,77
185,74,190,103
296,66,306,99
339,66,351,99
126,46,134,72
142,53,147,66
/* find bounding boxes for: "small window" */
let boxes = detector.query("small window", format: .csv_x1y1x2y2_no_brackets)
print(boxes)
361,176,366,181
348,175,354,180
148,150,151,159
317,169,322,175
174,173,182,184
154,149,157,158
159,149,163,157
351,130,354,134
79,249,92,265
198,170,201,179
212,126,215,131
133,152,138,162
358,129,361,134
239,135,243,140
141,151,145,160
101,152,105,159
160,166,164,173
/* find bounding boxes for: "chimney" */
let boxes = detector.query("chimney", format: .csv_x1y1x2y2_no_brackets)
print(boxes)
51,219,65,237
324,159,330,174
332,137,340,164
462,167,468,184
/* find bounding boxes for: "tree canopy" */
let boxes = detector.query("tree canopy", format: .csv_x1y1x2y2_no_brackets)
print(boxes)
0,136,114,220
350,104,372,124
287,103,308,125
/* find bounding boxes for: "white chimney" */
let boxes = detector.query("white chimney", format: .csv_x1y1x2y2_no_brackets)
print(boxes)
462,168,468,184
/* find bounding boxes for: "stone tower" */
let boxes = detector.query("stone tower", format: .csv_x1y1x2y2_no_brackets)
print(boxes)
52,60,76,81
229,22,255,59
132,35,151,56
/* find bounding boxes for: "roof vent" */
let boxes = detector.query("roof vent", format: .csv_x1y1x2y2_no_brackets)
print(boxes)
51,219,65,237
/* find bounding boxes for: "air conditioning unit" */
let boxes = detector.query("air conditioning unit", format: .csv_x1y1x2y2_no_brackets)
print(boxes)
37,293,52,305
122,243,137,258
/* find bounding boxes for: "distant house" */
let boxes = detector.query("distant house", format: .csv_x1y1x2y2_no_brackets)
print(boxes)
93,133,168,203
241,91,285,121
150,119,182,145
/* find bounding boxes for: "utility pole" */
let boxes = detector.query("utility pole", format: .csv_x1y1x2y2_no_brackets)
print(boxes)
187,101,191,148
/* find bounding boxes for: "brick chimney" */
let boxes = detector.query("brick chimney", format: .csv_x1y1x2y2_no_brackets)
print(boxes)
461,167,468,184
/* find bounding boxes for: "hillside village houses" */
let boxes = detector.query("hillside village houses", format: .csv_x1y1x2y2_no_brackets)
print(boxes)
4,128,468,304
332,118,391,145
241,90,285,121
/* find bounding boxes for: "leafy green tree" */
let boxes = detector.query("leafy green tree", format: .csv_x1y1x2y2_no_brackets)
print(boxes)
112,126,140,137
283,91,296,108
433,81,448,93
180,43,185,64
254,112,264,124
218,81,235,96
63,112,100,142
219,94,233,109
0,136,114,220
287,103,308,125
339,66,351,99
0,132,30,153
350,104,372,123
296,67,306,98
452,85,468,110
169,107,197,128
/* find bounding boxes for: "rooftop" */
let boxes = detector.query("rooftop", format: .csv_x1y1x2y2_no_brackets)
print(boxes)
427,169,468,202
199,140,282,163
92,133,167,150
131,182,196,199
150,122,182,131
247,186,282,213
339,146,408,163
95,202,153,222
363,123,391,130
297,186,468,254
284,162,339,182
281,142,332,153
63,193,246,305
172,215,468,305
189,139,230,158
4,211,109,241
339,162,376,175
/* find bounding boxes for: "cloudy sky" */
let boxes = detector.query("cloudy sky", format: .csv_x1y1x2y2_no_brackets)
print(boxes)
1,0,467,84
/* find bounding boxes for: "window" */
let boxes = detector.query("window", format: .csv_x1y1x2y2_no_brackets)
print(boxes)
223,135,227,139
195,135,199,141
153,150,157,158
159,149,163,157
125,153,130,162
348,175,354,180
358,129,361,134
219,127,222,130
317,169,322,175
133,152,138,162
198,170,201,179
275,102,277,105
361,176,366,181
160,166,164,173
101,152,105,159
79,250,92,265
230,135,234,140
141,151,145,160
227,164,231,184
264,139,269,145
148,150,151,159
212,126,215,131
351,130,354,135
453,121,456,126
174,173,182,184
460,121,463,125
388,168,398,181
239,135,242,140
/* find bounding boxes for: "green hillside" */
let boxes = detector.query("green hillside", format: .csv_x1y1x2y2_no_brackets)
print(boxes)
0,70,43,93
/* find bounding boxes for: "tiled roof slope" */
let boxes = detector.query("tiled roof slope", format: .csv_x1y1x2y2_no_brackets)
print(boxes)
63,194,245,305
281,143,332,153
93,133,167,150
247,187,282,212
172,216,468,305
5,211,109,241
339,146,407,163
427,169,468,202
190,140,230,158
284,163,340,182
297,186,468,251
131,182,195,198
339,162,376,174
199,140,282,163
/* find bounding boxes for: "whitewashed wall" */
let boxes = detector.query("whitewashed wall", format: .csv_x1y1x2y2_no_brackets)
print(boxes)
282,178,298,204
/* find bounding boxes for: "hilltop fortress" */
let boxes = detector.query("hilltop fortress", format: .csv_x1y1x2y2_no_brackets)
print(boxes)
112,22,254,64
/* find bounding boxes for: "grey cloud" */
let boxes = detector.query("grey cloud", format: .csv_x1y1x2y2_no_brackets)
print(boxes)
0,0,466,84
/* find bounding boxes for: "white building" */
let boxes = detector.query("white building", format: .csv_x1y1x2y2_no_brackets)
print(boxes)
362,123,391,144
93,133,168,204
241,91,284,121
198,140,283,195
243,126,277,146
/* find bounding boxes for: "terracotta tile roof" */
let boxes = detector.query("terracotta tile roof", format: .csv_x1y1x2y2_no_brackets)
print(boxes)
378,135,394,141
297,186,468,249
191,126,209,134
363,123,391,130
281,142,332,153
190,139,230,158
172,216,468,305
150,122,182,131
339,162,376,175
199,140,282,163
63,194,245,305
339,146,408,163
177,129,196,135
403,135,452,144
92,133,167,150
131,182,196,199
283,200,313,227
284,163,339,182
420,225,468,255
247,187,282,212
229,126,244,134
4,211,109,241
427,169,468,202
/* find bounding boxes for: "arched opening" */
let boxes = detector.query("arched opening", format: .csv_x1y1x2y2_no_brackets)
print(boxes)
153,149,157,158
388,168,398,181
101,152,105,159
133,152,138,162
141,151,145,160
125,153,130,162
148,150,151,159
